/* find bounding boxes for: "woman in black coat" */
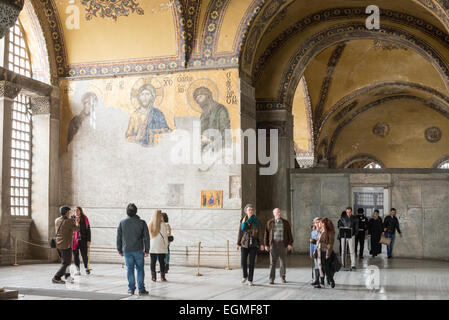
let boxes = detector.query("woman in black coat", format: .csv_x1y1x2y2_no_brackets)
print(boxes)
368,210,383,257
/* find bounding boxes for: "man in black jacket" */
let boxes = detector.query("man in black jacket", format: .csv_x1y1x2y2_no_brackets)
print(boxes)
355,208,368,259
383,208,403,258
338,207,359,270
117,203,150,296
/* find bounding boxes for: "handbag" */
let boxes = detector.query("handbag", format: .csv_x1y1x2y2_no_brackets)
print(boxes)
50,219,64,249
379,234,392,246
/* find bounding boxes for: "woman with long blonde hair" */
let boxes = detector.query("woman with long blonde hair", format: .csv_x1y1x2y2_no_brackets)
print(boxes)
148,210,168,282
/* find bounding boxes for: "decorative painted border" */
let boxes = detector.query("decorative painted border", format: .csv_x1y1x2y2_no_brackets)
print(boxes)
313,42,346,124
279,23,449,110
253,7,449,80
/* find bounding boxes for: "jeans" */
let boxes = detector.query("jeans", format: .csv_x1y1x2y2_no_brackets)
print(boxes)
55,249,72,280
124,251,146,293
340,236,356,267
269,242,287,280
385,233,396,257
73,243,88,269
241,247,258,282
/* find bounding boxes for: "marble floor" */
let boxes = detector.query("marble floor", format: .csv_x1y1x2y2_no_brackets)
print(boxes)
1,254,448,300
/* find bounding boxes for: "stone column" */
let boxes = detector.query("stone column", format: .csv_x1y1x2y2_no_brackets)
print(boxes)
239,77,257,215
29,88,60,261
0,81,21,265
256,109,295,226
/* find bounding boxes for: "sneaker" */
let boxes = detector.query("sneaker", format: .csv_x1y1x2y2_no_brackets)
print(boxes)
52,278,65,284
138,290,149,296
248,281,254,286
65,276,75,283
281,278,287,283
86,269,91,275
128,290,135,295
351,266,356,271
241,277,247,284
269,279,274,285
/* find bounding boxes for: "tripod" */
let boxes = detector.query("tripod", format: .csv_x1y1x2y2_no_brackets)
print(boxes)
339,227,352,271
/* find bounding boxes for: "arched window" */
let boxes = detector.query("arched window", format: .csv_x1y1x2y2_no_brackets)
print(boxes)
4,20,33,217
342,154,385,169
437,161,449,169
364,162,383,169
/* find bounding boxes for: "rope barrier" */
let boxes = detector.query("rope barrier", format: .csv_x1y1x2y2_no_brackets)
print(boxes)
11,237,236,270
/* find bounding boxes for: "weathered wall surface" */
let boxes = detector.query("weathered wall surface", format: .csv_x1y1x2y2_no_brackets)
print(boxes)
59,68,246,267
291,169,449,260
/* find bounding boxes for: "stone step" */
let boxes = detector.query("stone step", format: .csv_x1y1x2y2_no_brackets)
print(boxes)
0,289,19,300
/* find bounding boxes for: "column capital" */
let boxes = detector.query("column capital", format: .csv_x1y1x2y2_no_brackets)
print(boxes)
30,96,51,115
0,81,22,99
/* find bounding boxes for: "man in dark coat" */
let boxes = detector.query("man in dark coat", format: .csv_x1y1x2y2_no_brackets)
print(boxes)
383,208,403,258
368,210,383,257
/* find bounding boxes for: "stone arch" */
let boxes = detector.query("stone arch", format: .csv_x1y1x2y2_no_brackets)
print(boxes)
277,23,449,110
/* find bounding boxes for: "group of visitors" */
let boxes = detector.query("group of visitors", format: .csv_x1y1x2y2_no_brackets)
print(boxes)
237,203,402,289
52,206,91,284
337,207,403,270
116,204,173,296
52,202,401,294
237,204,300,287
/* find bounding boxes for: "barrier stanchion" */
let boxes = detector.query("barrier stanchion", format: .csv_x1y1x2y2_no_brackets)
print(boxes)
196,241,202,276
13,238,19,266
225,240,231,270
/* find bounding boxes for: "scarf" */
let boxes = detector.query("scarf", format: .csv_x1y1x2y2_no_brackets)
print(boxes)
72,216,89,250
241,215,258,231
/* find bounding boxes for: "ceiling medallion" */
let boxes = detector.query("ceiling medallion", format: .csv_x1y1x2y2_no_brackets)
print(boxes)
82,0,144,21
373,122,390,137
425,127,442,143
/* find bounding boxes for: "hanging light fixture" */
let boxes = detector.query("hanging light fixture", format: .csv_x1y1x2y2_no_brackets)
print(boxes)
0,0,24,39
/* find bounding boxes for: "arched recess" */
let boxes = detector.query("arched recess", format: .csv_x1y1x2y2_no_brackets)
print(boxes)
27,0,66,85
327,94,449,167
239,1,449,78
317,81,449,140
18,0,51,84
276,23,449,110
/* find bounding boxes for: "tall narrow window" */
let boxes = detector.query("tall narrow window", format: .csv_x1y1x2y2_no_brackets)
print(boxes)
8,21,31,77
6,20,33,216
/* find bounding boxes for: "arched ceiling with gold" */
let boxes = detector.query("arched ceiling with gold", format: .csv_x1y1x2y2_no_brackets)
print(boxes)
22,0,449,167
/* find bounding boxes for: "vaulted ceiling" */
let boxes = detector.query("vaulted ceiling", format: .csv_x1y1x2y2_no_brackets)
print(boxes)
20,0,449,167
